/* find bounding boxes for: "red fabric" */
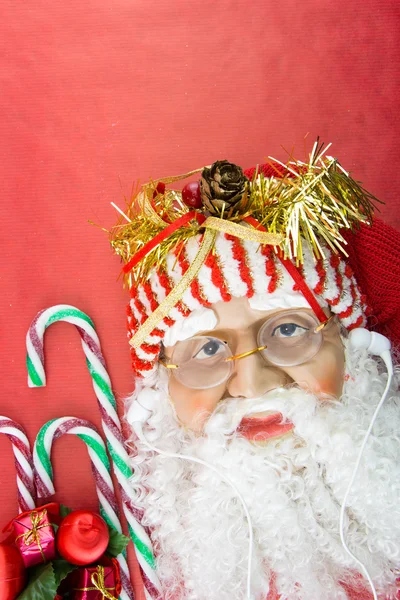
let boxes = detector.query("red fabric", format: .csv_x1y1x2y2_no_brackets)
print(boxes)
244,161,295,180
2,3,400,599
0,543,26,600
343,219,400,349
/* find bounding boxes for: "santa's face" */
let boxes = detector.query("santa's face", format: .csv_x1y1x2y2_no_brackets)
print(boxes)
164,296,345,432
128,337,400,600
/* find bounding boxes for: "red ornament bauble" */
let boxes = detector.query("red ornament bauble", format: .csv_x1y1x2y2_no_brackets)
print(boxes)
56,510,109,566
0,543,26,600
182,181,202,208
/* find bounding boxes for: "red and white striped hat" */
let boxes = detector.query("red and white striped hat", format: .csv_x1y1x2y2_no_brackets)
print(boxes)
111,146,393,379
126,236,367,378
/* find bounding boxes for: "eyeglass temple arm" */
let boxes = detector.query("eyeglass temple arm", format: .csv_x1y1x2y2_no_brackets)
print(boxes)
158,358,178,369
314,314,335,333
225,345,268,362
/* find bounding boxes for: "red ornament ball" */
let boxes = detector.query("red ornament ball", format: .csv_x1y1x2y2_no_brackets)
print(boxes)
0,543,26,600
182,181,202,208
56,510,109,566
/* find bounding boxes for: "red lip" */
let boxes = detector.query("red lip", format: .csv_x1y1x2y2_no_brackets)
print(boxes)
237,412,293,441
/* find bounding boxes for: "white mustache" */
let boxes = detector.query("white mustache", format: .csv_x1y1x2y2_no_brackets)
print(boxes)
204,386,318,435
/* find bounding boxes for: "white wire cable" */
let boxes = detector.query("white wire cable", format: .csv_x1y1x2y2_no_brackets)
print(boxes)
134,422,283,600
339,352,394,600
132,339,394,600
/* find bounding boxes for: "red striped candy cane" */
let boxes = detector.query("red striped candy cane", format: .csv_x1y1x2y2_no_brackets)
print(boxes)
0,416,36,512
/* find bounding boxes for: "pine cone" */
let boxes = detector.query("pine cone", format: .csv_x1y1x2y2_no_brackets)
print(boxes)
200,160,249,217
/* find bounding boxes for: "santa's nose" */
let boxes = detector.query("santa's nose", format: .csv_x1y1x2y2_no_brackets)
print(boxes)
226,339,289,398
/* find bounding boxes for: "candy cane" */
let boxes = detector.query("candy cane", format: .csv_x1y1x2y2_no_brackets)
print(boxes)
34,416,132,600
0,417,36,513
27,306,161,600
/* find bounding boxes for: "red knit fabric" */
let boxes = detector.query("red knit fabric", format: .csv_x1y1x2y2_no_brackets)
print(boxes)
261,244,279,293
343,219,400,349
204,251,232,302
314,258,326,295
225,234,254,298
245,161,295,180
174,246,212,308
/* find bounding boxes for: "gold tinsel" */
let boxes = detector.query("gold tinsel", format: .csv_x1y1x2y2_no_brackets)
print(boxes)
110,141,380,288
110,179,197,288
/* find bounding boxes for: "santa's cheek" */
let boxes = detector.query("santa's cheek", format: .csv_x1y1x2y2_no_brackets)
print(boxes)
317,378,338,396
319,351,345,396
287,364,343,398
310,361,344,397
169,380,224,429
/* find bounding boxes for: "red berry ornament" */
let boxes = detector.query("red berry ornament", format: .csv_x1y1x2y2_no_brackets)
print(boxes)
182,181,202,208
57,510,109,566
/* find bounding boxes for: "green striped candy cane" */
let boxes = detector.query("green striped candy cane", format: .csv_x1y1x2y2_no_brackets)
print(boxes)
27,306,161,600
34,416,132,600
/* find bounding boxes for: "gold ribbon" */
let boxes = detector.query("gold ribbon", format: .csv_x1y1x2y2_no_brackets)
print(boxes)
129,217,282,349
15,509,50,563
204,216,282,245
75,565,118,600
138,166,206,227
130,228,216,349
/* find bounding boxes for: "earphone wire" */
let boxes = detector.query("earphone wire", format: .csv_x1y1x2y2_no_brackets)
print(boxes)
133,336,394,599
135,424,283,600
339,354,394,600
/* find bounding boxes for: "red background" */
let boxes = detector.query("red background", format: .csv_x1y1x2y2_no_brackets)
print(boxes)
1,1,399,596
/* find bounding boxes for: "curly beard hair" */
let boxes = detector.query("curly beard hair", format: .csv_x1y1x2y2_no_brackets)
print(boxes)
125,342,400,600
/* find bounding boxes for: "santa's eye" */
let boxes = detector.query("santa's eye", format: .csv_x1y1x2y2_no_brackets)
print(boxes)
271,322,309,338
193,339,226,360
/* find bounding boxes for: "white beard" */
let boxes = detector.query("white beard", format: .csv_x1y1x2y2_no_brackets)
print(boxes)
126,344,400,600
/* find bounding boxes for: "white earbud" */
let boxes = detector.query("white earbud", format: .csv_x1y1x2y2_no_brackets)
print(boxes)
348,328,392,374
127,389,156,435
348,328,391,355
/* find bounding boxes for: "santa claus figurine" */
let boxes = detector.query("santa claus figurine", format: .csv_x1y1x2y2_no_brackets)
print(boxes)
111,143,400,600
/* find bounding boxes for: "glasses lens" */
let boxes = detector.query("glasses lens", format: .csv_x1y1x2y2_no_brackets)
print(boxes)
171,336,233,389
258,310,323,367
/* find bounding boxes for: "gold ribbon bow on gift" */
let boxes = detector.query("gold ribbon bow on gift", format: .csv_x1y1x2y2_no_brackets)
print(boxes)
15,509,50,563
75,565,118,600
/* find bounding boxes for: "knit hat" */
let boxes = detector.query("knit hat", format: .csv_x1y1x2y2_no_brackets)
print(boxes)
343,219,400,349
110,143,392,379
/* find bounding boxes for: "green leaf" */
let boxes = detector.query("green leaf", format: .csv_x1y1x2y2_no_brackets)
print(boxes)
59,504,73,518
17,563,57,600
52,559,79,586
106,527,131,557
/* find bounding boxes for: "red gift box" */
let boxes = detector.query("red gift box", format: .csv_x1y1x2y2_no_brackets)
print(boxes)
7,503,59,568
65,557,121,600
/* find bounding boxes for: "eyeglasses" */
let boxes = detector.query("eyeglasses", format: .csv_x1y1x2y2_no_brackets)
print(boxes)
160,309,335,390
